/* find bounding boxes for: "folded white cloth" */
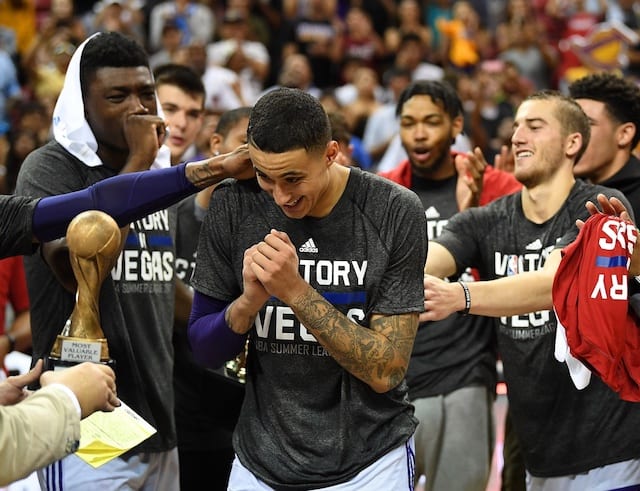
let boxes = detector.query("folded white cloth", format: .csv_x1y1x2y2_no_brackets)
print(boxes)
554,312,592,390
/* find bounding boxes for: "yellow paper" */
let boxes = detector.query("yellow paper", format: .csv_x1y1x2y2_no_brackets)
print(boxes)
75,400,157,468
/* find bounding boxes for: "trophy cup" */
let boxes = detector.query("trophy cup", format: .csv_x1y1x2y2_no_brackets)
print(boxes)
47,210,122,370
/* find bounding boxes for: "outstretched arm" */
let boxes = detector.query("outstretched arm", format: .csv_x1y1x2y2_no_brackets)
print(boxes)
422,248,561,321
424,241,459,279
32,145,252,243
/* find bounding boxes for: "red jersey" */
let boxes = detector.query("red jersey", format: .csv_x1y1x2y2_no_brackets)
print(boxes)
553,213,640,402
378,156,522,207
0,255,29,334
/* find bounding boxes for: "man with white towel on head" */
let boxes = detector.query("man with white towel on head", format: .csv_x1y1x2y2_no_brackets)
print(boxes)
16,31,181,490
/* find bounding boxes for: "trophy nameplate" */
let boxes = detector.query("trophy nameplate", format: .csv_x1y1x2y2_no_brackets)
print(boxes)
47,210,122,370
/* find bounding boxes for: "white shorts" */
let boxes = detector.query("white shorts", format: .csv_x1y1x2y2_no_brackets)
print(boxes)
228,436,415,491
38,449,179,491
526,458,640,491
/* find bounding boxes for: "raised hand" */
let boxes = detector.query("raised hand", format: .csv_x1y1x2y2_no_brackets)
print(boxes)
221,144,254,180
577,193,635,231
185,144,254,189
455,147,487,210
123,114,167,172
493,144,514,174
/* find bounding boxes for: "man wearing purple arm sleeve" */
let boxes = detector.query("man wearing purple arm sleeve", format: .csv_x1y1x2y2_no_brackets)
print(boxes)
32,163,195,242
187,293,248,369
0,145,252,259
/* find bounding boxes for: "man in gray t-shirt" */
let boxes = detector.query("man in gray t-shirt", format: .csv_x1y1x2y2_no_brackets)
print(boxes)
423,91,640,488
188,88,427,490
16,32,181,490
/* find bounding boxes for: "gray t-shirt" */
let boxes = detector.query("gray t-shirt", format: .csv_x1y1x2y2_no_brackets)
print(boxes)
16,140,177,453
436,180,640,477
192,168,427,489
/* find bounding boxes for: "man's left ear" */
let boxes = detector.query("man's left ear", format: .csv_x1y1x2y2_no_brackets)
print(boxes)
326,140,340,165
617,122,636,147
566,132,582,158
209,133,222,156
452,115,464,141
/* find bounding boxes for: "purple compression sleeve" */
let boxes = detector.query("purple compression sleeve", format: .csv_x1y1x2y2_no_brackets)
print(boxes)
188,291,248,369
32,163,198,242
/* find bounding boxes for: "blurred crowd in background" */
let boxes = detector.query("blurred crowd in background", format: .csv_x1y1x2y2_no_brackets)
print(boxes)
0,0,639,187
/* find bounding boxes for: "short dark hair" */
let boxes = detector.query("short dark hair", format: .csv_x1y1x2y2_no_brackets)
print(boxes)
568,72,640,148
216,106,252,138
396,80,463,119
526,90,591,164
80,32,149,99
154,63,205,103
248,88,330,154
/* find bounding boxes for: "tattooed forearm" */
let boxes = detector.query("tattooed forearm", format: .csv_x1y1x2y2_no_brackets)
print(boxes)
185,144,252,189
185,157,226,189
289,288,418,393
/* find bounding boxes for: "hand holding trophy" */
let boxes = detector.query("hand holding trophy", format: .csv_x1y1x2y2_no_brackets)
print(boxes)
48,210,122,369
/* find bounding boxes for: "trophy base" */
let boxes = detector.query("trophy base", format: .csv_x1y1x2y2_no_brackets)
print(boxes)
45,356,116,371
47,335,114,371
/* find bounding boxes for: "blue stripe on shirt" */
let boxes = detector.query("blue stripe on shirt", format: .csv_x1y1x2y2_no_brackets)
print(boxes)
596,256,627,268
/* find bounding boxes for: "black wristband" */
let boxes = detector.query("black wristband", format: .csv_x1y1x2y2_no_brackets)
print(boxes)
458,280,471,315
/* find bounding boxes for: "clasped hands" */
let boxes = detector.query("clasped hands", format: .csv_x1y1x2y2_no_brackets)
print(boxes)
242,229,307,312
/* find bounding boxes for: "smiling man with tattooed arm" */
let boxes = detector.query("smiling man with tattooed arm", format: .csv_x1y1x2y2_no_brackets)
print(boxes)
187,88,427,491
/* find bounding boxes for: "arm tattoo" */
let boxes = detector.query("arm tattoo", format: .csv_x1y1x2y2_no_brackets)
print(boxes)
185,158,225,189
289,288,418,392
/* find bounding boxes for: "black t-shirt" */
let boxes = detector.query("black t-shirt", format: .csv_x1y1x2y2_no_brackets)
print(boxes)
407,173,497,399
600,154,640,220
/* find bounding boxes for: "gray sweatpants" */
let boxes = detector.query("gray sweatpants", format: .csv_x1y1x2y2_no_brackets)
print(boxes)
413,385,494,491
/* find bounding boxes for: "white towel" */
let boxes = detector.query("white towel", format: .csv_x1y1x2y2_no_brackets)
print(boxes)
554,311,592,390
52,32,170,170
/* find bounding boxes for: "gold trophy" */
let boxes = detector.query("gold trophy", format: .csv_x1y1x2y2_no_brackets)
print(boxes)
48,210,122,370
224,338,248,384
